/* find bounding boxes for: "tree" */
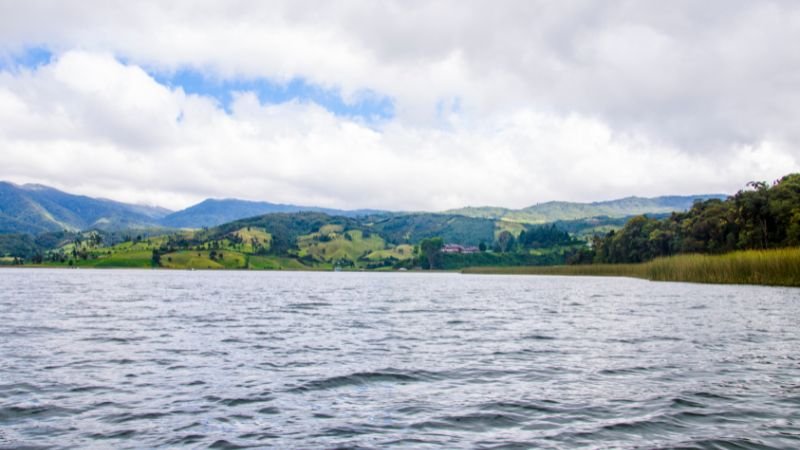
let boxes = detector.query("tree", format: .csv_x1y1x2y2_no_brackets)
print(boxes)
767,174,800,245
519,224,573,249
735,181,771,249
419,237,444,270
495,231,515,253
151,249,161,267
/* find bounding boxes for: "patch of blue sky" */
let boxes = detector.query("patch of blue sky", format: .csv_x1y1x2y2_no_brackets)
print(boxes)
0,48,394,122
0,46,53,72
152,68,395,122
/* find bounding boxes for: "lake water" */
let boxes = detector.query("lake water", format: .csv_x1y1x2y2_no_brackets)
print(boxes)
0,269,798,449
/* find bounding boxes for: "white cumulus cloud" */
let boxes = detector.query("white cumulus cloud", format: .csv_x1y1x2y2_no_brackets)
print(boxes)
0,2,799,210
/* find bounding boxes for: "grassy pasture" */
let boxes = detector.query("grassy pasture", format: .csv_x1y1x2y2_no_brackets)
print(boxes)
365,244,415,260
298,229,386,263
247,255,311,270
232,227,272,253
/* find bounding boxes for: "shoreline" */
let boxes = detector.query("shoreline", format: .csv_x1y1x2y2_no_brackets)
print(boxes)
5,247,800,288
0,265,450,274
462,248,800,287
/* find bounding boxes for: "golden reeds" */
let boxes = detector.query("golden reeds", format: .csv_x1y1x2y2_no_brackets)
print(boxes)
463,247,800,287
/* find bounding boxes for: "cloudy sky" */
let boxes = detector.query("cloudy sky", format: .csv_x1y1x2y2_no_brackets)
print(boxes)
1,1,799,211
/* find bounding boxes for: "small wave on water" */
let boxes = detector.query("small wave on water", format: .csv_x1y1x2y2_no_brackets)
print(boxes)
411,412,528,432
0,270,799,448
289,369,438,392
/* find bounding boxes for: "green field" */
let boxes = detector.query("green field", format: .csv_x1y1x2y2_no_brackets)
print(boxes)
365,244,414,260
28,224,411,271
298,229,388,264
89,251,154,268
11,211,592,272
159,250,248,270
230,227,272,253
247,255,310,270
464,247,800,287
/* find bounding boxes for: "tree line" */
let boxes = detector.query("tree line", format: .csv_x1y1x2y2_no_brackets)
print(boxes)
585,174,800,264
417,224,577,269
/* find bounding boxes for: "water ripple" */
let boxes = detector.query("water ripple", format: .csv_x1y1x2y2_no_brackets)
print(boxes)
0,269,798,449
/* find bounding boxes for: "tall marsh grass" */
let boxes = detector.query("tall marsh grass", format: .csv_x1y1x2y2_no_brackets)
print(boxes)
463,247,800,287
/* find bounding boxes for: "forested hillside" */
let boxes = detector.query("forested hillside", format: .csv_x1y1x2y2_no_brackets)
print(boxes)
587,174,800,264
5,175,793,272
0,182,169,233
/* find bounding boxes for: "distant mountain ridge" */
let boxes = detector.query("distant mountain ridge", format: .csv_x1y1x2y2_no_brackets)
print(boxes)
0,182,170,234
446,194,727,223
160,198,386,228
0,180,727,235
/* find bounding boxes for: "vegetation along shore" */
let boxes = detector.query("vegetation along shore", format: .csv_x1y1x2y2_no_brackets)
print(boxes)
463,247,800,287
1,174,799,286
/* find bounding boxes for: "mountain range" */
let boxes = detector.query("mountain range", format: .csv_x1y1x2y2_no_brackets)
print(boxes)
0,182,169,234
160,198,385,228
446,195,726,223
0,180,726,235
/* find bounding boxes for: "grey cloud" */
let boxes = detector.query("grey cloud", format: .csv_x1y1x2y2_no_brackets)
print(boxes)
0,1,799,209
2,1,799,152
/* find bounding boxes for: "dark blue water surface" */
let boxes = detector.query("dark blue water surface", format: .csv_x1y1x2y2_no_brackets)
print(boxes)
1,269,798,449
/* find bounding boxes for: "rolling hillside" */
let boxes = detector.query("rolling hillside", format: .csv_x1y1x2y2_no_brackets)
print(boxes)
446,194,726,224
160,198,384,228
1,180,727,237
0,182,170,233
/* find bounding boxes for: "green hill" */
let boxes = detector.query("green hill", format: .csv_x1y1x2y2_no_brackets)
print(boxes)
0,182,169,233
370,213,495,246
160,198,385,228
446,194,726,224
1,180,723,236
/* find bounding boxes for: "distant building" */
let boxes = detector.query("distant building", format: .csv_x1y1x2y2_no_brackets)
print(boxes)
441,244,480,254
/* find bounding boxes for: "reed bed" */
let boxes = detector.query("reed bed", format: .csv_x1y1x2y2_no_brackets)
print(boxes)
463,247,800,287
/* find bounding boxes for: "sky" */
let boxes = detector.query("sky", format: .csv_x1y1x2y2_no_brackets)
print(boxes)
1,1,799,211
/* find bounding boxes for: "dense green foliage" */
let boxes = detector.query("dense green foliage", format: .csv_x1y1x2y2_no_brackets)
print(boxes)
441,250,570,270
518,224,575,249
589,174,800,264
370,214,495,246
419,237,444,269
0,234,40,258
